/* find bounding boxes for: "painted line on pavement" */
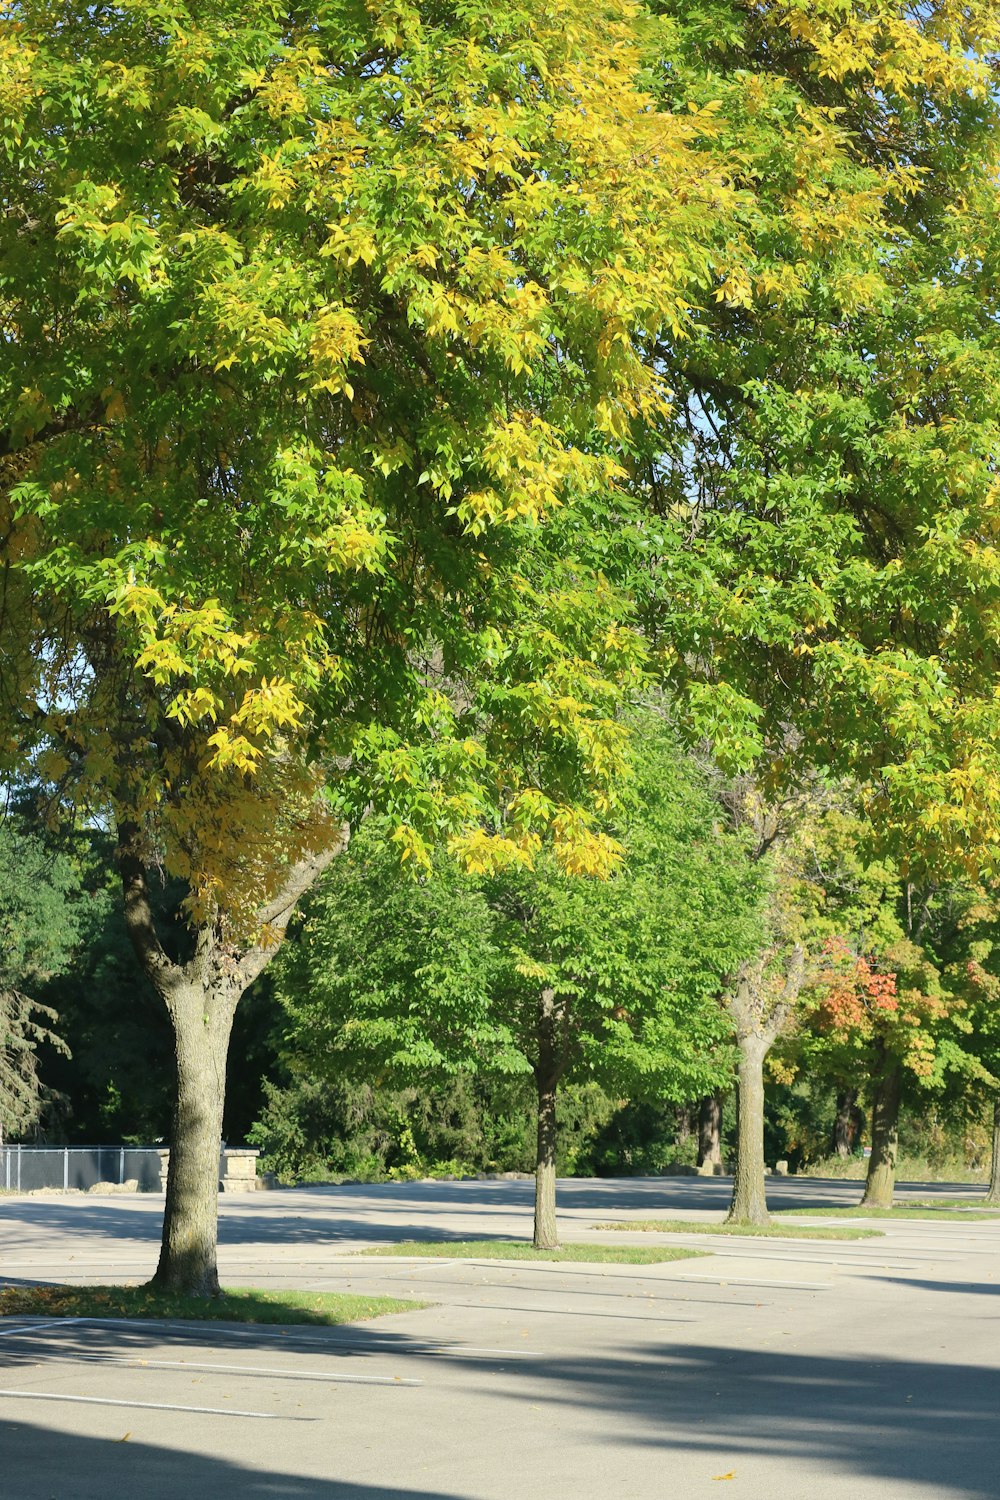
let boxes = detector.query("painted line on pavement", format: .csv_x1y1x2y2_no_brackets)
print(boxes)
0,1389,309,1418
112,1357,422,1386
45,1317,547,1360
674,1274,831,1291
0,1318,86,1339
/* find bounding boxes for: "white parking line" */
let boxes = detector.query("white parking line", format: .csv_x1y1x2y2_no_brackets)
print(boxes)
1,1314,542,1362
675,1275,831,1291
112,1358,422,1386
0,1318,86,1339
0,1389,308,1418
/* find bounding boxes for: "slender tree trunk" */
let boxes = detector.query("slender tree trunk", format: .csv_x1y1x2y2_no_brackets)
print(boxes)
152,984,237,1296
986,1095,1000,1205
534,1074,559,1251
533,987,560,1251
697,1093,723,1170
727,1033,770,1226
861,1064,901,1209
832,1088,860,1157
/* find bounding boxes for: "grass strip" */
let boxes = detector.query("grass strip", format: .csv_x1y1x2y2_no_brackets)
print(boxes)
591,1218,882,1240
776,1203,1000,1221
359,1239,706,1264
0,1283,422,1325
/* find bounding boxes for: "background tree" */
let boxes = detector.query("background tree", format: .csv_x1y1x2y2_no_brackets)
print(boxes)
276,723,763,1247
632,1,1000,933
780,813,991,1206
0,818,78,1141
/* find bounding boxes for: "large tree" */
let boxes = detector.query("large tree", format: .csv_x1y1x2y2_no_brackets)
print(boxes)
0,2,740,1292
629,3,1000,915
276,722,762,1248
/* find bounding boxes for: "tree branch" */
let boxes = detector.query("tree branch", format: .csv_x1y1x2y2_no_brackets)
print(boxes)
236,827,349,990
116,818,180,1001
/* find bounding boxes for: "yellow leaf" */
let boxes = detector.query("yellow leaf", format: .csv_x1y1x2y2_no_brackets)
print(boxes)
104,390,126,422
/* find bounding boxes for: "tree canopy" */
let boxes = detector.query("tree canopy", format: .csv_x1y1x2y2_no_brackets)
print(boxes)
0,817,78,1138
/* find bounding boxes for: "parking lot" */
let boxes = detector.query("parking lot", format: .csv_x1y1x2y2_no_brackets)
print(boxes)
1,1176,998,1499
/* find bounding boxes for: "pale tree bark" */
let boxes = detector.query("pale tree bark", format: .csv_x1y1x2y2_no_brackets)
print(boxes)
725,947,805,1227
117,820,345,1295
860,1053,901,1209
533,986,564,1251
987,1095,1000,1206
697,1094,723,1171
729,1033,770,1222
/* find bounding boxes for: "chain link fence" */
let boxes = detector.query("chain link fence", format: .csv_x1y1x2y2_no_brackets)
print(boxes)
0,1145,162,1193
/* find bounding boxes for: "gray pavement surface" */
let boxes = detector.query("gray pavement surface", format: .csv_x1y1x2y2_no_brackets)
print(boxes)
1,1174,998,1499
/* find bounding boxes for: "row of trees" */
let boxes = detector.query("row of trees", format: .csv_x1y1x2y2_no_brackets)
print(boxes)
5,0,1000,1289
8,709,1000,1246
255,717,1000,1243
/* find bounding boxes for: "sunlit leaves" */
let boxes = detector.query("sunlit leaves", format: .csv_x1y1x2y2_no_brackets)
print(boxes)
0,0,745,925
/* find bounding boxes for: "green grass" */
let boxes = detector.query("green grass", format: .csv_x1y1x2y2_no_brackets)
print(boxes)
359,1239,707,1264
776,1202,1000,1221
591,1218,883,1240
0,1283,422,1325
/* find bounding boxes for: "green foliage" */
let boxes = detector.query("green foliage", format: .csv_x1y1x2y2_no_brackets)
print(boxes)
0,817,79,1137
0,0,742,925
268,722,761,1156
772,808,993,1113
631,0,1000,871
249,1068,628,1182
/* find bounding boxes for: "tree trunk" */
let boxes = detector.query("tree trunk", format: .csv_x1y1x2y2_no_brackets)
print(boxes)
116,818,345,1296
986,1094,1000,1205
697,1093,723,1169
534,1074,559,1251
861,1064,901,1209
152,986,237,1296
533,987,560,1251
727,1033,770,1226
832,1088,861,1157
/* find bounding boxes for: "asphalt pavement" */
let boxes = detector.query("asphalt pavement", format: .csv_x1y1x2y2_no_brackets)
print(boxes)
1,1174,996,1499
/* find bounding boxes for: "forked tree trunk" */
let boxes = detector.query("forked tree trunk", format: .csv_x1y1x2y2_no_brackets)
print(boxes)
833,1088,861,1157
117,819,343,1296
861,1063,901,1209
727,1033,770,1226
697,1093,723,1170
153,985,238,1296
724,947,804,1228
533,986,562,1251
986,1095,1000,1205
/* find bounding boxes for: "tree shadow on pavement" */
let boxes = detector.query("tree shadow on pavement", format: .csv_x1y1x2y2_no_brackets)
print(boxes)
0,1173,926,1253
493,1337,1000,1498
0,1420,470,1500
1,1318,997,1496
871,1276,1000,1297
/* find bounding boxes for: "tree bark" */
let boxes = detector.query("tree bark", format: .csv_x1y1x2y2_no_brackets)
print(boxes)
727,1033,770,1225
533,987,560,1251
861,1063,901,1209
153,985,236,1296
697,1093,723,1170
832,1088,861,1158
723,946,804,1227
986,1094,1000,1205
116,818,345,1295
